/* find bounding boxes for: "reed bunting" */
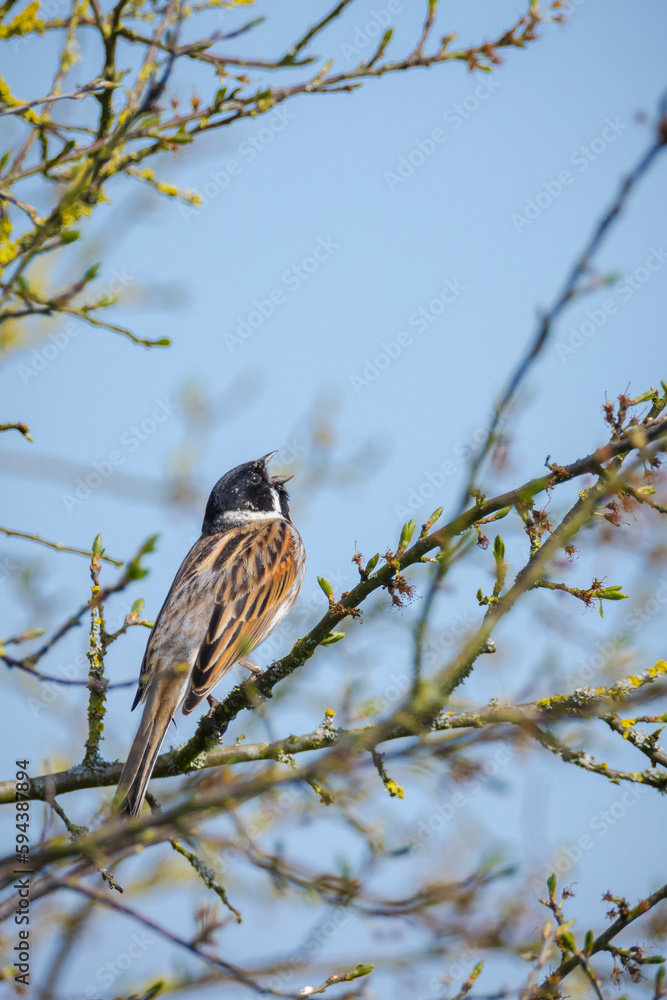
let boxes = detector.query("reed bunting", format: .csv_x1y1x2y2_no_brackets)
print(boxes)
114,452,305,818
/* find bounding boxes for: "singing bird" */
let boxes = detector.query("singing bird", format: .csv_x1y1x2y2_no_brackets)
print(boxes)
114,453,305,818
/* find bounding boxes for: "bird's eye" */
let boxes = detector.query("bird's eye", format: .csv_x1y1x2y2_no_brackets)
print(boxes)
249,472,261,485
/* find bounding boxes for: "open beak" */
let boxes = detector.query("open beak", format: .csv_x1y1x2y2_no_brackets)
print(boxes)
258,452,293,485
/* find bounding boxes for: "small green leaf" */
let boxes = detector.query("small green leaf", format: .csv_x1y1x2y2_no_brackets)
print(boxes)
318,576,334,600
547,872,557,896
141,534,158,555
131,598,145,616
22,628,45,641
424,506,443,529
399,519,416,550
560,931,576,952
584,929,594,954
92,533,103,557
493,534,505,561
490,506,512,521
126,564,147,582
348,964,374,979
125,534,159,580
320,631,345,646
170,126,193,144
597,587,628,601
60,229,80,244
0,150,10,170
91,295,119,310
366,553,380,574
470,961,484,980
139,114,161,129
82,262,100,284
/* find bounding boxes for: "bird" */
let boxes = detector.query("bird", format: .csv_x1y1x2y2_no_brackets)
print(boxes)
114,452,305,818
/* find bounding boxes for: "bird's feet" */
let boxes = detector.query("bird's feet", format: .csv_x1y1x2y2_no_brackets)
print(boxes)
204,694,229,737
240,658,264,678
206,694,220,718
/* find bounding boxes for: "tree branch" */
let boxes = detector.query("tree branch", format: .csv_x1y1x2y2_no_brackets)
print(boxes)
3,662,664,804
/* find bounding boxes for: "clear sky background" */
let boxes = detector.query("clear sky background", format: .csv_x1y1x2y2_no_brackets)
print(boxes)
1,1,667,997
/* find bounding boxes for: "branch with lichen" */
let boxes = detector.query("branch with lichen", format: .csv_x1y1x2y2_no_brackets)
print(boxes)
461,116,667,510
82,537,110,769
169,836,242,922
534,876,667,999
3,4,667,992
0,1,559,348
0,532,157,684
3,660,665,806
165,397,667,776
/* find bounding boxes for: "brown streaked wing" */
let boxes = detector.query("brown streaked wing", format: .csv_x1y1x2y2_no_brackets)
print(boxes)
131,528,256,710
183,519,302,714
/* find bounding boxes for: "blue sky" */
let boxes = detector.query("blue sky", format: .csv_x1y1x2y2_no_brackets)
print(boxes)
1,1,667,996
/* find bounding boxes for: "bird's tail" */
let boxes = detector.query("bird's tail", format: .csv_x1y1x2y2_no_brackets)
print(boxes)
113,680,180,819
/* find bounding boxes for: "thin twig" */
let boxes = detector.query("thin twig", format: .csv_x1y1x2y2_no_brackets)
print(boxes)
3,661,665,804
0,421,32,440
539,883,667,996
52,880,282,994
0,525,122,565
461,104,667,509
